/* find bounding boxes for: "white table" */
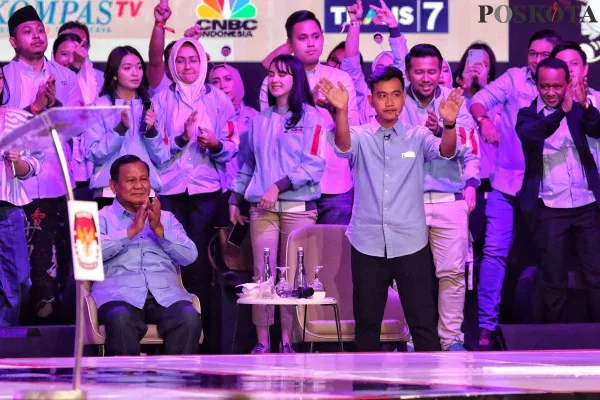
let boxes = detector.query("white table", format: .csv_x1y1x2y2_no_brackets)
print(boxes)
236,296,344,352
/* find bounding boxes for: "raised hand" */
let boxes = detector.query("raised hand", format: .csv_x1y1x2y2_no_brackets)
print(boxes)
154,2,171,23
347,0,363,22
369,0,398,28
438,87,465,125
3,150,21,162
72,38,88,70
184,24,202,40
573,76,588,106
317,77,349,111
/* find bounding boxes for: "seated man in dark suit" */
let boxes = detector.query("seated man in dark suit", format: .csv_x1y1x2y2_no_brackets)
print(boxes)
516,57,600,324
93,155,201,355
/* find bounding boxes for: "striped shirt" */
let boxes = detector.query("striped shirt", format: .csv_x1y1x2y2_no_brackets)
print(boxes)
0,107,41,206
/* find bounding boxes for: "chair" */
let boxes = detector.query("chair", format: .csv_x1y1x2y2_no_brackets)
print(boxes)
285,224,411,349
82,266,202,356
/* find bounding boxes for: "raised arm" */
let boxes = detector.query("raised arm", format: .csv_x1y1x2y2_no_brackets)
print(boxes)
148,4,172,89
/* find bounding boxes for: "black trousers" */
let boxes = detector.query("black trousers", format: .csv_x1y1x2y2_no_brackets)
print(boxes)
535,202,600,323
160,190,220,353
24,196,74,323
98,293,202,356
351,245,441,352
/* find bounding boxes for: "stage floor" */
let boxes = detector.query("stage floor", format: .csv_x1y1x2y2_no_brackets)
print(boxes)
0,351,599,399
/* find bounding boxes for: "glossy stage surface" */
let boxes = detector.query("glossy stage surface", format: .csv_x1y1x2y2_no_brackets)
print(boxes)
0,351,599,399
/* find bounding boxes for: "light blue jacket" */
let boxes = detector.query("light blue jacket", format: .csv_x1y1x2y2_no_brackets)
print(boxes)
231,105,326,203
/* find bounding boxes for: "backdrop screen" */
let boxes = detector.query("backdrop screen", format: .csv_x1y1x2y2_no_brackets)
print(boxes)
0,0,509,63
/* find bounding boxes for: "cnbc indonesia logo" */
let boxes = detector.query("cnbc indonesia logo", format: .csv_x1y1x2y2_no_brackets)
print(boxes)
196,0,258,38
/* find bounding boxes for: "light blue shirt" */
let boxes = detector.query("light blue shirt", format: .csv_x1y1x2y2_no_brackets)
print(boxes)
335,118,455,258
401,85,479,193
231,105,326,203
471,67,538,196
85,96,170,193
92,200,198,309
538,98,596,209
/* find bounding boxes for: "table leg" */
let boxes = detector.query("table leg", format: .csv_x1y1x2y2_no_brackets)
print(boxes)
266,305,271,353
302,305,308,352
231,303,240,354
333,303,344,352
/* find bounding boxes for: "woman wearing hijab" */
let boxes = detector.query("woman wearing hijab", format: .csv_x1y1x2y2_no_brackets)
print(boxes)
85,45,169,208
152,37,237,353
208,64,258,227
229,55,326,354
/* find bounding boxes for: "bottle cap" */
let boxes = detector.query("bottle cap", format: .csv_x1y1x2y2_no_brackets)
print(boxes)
298,247,303,252
264,248,270,252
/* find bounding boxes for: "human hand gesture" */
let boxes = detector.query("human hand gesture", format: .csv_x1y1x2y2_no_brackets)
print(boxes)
259,185,279,210
72,38,88,70
183,111,197,141
425,110,440,135
347,0,363,22
128,198,149,238
317,77,349,111
229,204,249,225
438,87,465,125
369,0,398,29
148,197,164,237
197,127,219,150
144,104,157,129
154,2,171,23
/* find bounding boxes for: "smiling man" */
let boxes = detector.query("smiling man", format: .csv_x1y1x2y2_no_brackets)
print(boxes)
516,57,600,325
93,155,201,356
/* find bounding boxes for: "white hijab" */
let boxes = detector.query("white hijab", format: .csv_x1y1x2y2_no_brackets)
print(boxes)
168,38,208,106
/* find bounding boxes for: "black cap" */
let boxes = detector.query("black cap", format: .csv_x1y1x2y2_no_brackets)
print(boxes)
8,6,43,35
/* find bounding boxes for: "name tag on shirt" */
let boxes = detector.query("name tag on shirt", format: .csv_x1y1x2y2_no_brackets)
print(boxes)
402,151,416,158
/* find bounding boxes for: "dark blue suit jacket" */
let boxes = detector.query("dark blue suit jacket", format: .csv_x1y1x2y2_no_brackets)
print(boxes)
515,97,600,229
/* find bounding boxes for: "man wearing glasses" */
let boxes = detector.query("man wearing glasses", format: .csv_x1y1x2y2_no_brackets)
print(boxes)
468,29,562,350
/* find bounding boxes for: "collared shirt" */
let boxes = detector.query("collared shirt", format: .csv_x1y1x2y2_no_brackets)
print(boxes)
222,103,258,192
92,199,198,309
537,98,596,208
259,63,358,194
471,67,538,196
153,84,237,196
401,85,480,194
85,96,170,194
231,105,326,203
335,118,454,258
0,107,41,206
4,58,82,199
342,35,408,124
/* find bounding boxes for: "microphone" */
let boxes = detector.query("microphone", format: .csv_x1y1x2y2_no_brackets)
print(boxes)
384,133,391,141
